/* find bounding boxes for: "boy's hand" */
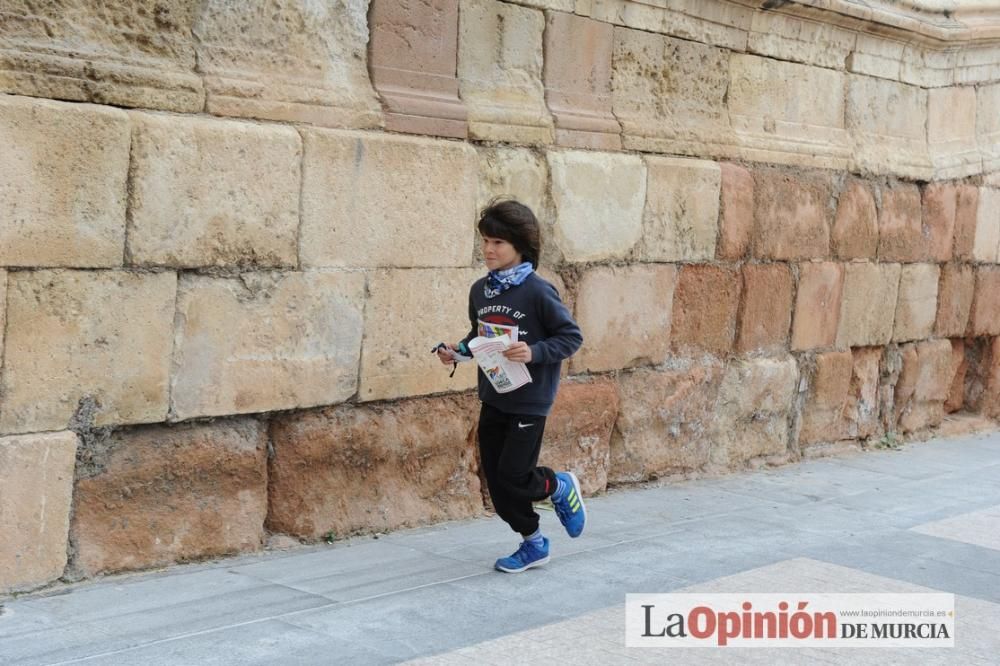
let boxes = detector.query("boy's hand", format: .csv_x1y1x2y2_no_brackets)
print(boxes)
436,343,459,365
502,341,532,363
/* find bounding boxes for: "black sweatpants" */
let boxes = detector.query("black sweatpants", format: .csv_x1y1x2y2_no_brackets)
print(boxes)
478,402,558,537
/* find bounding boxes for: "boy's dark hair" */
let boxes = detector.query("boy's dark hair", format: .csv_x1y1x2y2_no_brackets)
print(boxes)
477,199,542,269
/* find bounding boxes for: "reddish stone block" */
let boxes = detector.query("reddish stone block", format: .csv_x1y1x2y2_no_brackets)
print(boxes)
791,262,844,351
753,169,831,260
540,379,619,496
968,266,1000,336
71,420,267,576
922,183,957,262
935,264,975,337
717,163,754,260
877,183,925,262
799,348,881,445
952,184,979,261
945,339,966,413
894,339,952,432
832,179,878,259
671,264,741,355
963,337,1000,417
737,263,793,353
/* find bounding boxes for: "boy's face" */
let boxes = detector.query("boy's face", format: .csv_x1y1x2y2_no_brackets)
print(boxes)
481,235,522,271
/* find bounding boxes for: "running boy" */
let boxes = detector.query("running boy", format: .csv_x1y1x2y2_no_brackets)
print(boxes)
437,199,585,573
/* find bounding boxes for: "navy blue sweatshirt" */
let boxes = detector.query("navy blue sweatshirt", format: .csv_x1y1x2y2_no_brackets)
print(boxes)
459,272,583,416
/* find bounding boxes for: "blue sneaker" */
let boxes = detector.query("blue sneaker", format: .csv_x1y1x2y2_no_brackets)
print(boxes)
551,472,586,538
495,537,550,573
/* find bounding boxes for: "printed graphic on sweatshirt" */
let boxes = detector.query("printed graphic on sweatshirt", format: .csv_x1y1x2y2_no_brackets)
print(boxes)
477,316,520,342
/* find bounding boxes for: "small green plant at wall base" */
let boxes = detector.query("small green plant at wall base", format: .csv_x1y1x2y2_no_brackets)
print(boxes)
323,531,336,544
874,432,903,450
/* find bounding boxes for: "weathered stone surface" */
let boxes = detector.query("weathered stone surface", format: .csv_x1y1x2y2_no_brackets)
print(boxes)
369,0,467,138
671,265,740,355
610,359,725,482
611,27,732,156
893,264,940,343
543,12,620,150
737,263,793,354
953,184,981,261
946,339,967,413
0,271,176,435
0,95,129,267
980,83,1000,172
799,348,881,445
300,130,477,268
0,2,203,111
728,54,848,169
639,157,720,262
792,262,845,351
475,146,551,261
832,179,878,260
360,268,481,401
972,188,1000,263
963,337,1000,418
968,266,1000,337
0,431,78,593
539,380,618,495
572,265,677,373
711,356,799,466
171,272,365,420
717,163,754,260
127,113,300,269
877,183,925,263
71,420,267,576
922,183,957,262
847,75,931,180
935,264,975,337
268,395,482,539
927,85,981,179
458,0,551,144
193,0,383,128
548,150,645,262
746,11,854,70
752,169,831,260
894,339,953,433
836,263,902,348
0,271,5,362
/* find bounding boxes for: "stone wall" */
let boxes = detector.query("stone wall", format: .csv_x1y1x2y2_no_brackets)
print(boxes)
2,0,1000,593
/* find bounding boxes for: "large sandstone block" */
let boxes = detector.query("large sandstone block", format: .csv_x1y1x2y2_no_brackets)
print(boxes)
752,169,831,260
611,27,733,156
847,75,931,180
0,271,5,362
921,183,957,262
547,150,646,262
927,86,981,179
610,359,725,483
193,0,383,128
71,420,267,576
962,337,1000,417
968,266,1000,337
360,268,482,401
268,395,482,539
458,0,552,144
543,12,620,150
792,262,845,351
799,348,881,446
711,356,799,466
300,130,477,268
935,264,975,337
638,157,720,262
746,11,854,70
738,264,793,354
0,271,176,435
893,264,940,343
0,431,78,593
572,265,677,373
171,272,364,420
952,185,980,262
671,265,740,355
832,180,878,260
127,114,300,269
0,96,129,267
475,147,551,262
717,163,754,260
980,83,1000,172
836,263,902,349
946,339,967,414
894,340,953,433
539,380,618,495
972,188,1000,263
728,54,848,169
877,183,925,263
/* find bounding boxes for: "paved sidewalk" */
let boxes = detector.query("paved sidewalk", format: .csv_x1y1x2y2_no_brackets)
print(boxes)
2,430,999,665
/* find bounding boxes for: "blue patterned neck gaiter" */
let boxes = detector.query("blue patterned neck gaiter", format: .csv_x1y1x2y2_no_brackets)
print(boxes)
484,261,534,299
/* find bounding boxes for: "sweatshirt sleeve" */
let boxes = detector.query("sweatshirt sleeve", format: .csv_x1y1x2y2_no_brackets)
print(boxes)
529,283,583,364
458,286,477,351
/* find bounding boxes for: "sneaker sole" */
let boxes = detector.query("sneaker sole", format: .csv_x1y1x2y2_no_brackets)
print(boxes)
495,555,550,573
565,471,586,538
